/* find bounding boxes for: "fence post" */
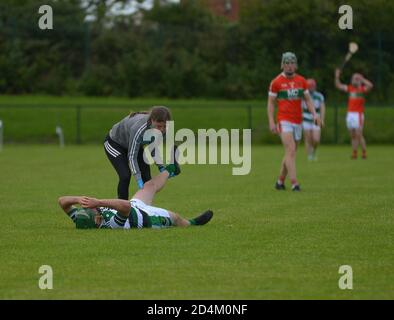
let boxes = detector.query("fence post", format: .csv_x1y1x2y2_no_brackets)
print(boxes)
56,126,65,148
334,103,339,144
377,31,383,93
0,119,3,151
76,105,81,144
84,22,91,73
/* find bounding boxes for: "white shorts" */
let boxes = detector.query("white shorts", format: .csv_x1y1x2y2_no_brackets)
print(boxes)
123,198,173,229
278,121,303,141
302,121,321,131
346,112,364,130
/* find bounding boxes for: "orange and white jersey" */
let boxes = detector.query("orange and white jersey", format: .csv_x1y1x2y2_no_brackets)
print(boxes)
269,73,309,124
347,85,367,113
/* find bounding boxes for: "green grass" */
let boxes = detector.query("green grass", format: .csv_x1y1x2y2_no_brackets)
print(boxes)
0,95,393,144
0,145,393,299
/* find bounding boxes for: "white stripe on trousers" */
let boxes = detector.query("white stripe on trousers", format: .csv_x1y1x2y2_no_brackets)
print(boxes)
105,141,121,156
104,141,120,158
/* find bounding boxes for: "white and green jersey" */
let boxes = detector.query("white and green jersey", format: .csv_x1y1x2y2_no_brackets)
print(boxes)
302,91,324,123
98,207,118,229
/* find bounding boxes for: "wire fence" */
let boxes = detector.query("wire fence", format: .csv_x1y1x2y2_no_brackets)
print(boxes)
0,103,393,146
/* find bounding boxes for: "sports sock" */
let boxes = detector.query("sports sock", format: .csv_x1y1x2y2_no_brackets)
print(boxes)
352,150,358,158
277,176,286,185
291,179,298,187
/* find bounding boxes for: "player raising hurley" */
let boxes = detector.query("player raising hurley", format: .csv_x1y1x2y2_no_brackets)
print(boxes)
302,79,326,161
267,52,320,191
335,69,373,159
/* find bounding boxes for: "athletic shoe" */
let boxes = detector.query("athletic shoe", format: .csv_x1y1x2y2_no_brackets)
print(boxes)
275,182,286,190
292,185,301,192
191,210,213,226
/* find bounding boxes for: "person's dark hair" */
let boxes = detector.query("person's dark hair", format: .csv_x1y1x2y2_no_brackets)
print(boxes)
148,106,172,122
129,106,171,122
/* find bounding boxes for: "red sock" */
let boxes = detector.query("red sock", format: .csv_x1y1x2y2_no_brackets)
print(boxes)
278,176,286,185
291,179,298,186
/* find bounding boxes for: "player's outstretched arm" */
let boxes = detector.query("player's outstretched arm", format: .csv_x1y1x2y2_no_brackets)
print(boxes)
58,196,84,214
81,197,131,217
335,68,348,92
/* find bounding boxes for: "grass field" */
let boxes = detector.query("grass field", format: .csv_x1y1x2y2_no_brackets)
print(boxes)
0,144,393,299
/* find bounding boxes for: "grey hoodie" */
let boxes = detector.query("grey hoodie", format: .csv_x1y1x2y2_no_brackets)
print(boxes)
109,113,150,181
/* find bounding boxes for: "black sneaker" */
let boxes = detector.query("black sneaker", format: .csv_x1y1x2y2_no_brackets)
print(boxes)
192,210,213,226
292,185,301,192
275,182,286,190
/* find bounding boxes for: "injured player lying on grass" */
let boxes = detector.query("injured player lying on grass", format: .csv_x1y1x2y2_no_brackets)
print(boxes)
58,164,213,229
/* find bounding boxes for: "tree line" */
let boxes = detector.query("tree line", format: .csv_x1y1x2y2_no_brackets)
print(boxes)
1,0,393,104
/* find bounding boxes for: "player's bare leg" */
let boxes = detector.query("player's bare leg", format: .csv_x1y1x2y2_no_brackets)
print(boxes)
359,129,367,159
132,170,170,205
304,130,314,161
168,211,191,227
311,129,321,160
168,210,213,227
280,132,299,190
276,155,288,190
279,157,288,178
281,133,297,182
350,129,359,159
